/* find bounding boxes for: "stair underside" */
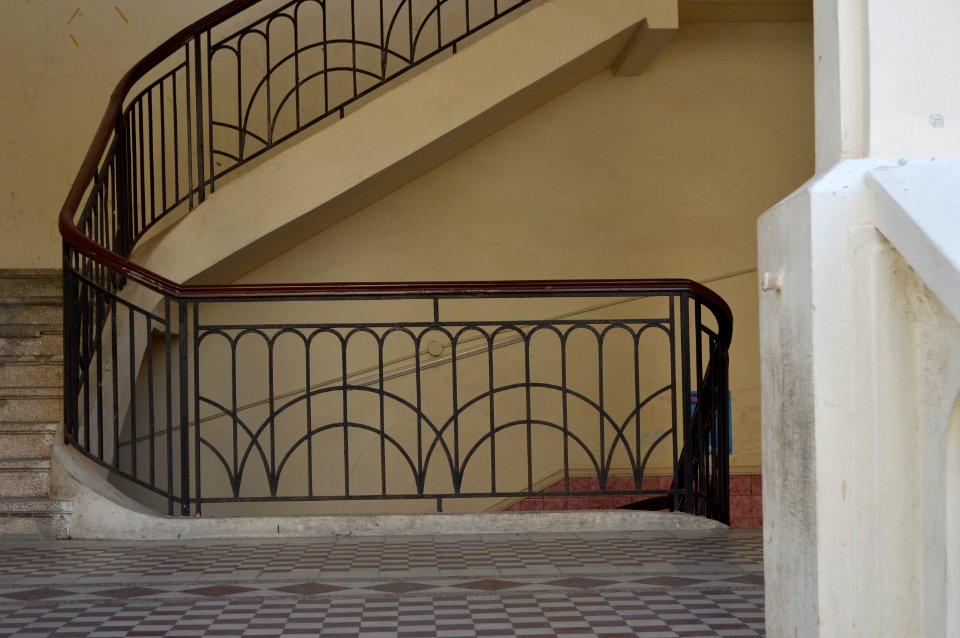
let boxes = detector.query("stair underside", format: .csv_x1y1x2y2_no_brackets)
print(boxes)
133,0,679,287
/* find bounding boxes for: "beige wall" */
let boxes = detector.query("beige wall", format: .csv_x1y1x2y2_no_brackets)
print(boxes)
234,20,814,478
0,0,230,269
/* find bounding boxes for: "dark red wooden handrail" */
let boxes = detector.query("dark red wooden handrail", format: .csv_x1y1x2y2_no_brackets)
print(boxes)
57,0,733,349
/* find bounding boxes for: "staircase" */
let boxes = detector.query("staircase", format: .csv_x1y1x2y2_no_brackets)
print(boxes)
52,0,731,532
0,270,73,539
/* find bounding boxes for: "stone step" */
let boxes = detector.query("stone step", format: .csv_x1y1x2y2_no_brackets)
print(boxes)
0,387,63,399
0,331,62,360
0,396,62,423
0,324,63,338
0,270,62,300
0,459,51,497
0,363,62,390
0,304,63,326
0,497,72,540
0,423,58,459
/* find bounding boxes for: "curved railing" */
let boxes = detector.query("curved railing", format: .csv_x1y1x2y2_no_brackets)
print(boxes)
59,0,733,523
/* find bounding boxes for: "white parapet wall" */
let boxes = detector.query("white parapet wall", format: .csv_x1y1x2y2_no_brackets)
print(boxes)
758,158,960,637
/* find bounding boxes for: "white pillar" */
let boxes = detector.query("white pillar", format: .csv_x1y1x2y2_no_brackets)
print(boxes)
761,0,960,634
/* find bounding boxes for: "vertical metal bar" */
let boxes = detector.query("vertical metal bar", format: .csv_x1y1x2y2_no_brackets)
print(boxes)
597,332,606,489
148,90,156,224
172,69,181,204
436,0,442,48
668,296,679,511
268,336,278,495
159,79,168,213
415,334,423,492
721,347,731,523
146,315,156,486
194,32,207,204
128,305,138,479
679,292,693,514
114,115,130,259
193,302,202,515
237,39,244,160
633,330,642,486
231,342,239,496
351,0,358,97
185,46,195,208
178,301,190,516
695,302,703,394
265,22,273,142
408,0,414,60
451,338,460,491
306,340,314,497
164,298,174,515
487,333,496,492
341,336,350,496
124,109,134,253
137,97,147,234
82,281,91,450
95,290,104,460
207,33,217,192
322,4,329,112
560,333,570,492
379,0,386,77
378,337,386,496
524,335,532,494
293,12,302,128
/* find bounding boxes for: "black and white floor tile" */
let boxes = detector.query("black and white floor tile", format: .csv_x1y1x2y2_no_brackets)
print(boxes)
0,529,764,637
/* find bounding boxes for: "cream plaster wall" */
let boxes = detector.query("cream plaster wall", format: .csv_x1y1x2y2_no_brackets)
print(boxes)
211,21,813,498
0,0,234,269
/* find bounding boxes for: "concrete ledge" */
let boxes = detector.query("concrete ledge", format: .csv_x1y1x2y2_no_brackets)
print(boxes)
867,161,960,325
51,432,721,540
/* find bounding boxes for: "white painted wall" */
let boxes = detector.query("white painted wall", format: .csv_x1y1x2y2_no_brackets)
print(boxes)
759,159,960,636
814,0,960,169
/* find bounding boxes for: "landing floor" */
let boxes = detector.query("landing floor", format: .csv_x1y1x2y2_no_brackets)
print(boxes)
0,528,764,637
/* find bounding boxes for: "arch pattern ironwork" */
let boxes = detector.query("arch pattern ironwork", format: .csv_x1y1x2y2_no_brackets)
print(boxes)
57,0,733,524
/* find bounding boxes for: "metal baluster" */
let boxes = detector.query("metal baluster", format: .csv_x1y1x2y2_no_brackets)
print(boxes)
679,293,693,513
194,33,207,204
164,298,174,515
193,302,202,515
146,315,156,487
128,305,138,479
178,301,191,516
669,296,679,511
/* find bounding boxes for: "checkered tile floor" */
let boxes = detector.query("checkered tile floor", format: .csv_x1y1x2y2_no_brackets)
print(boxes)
0,529,764,636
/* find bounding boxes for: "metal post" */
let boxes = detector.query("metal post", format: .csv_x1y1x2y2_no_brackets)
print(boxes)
679,292,693,513
193,33,207,204
178,301,191,516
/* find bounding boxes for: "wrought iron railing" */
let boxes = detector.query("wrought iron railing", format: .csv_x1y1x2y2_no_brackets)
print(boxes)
59,0,733,523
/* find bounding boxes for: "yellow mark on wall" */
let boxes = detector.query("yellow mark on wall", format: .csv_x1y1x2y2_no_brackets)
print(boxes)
114,5,129,23
69,34,80,48
67,6,81,24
